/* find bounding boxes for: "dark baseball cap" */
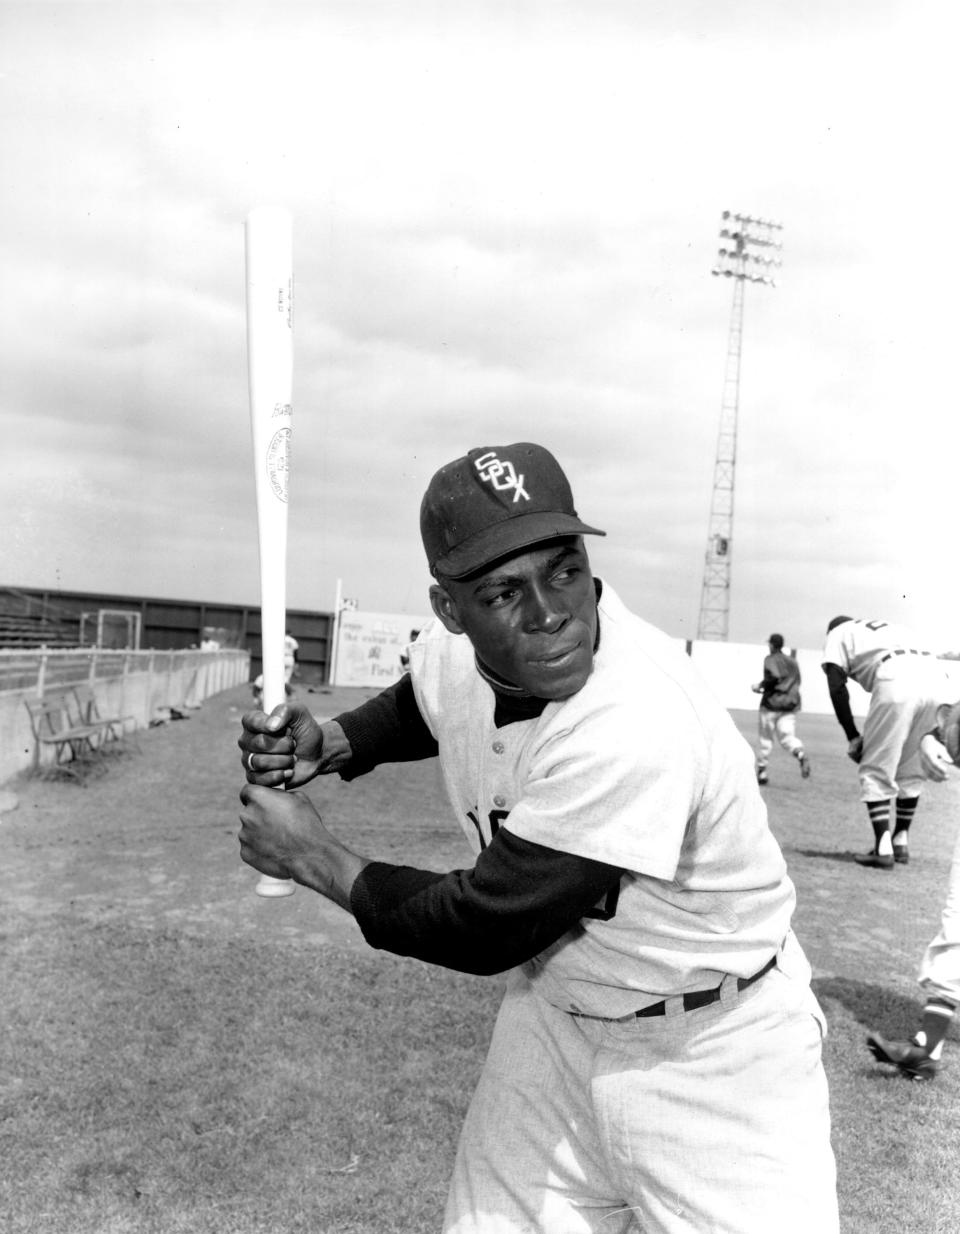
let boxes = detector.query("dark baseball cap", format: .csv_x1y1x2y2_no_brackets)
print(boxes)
420,442,605,580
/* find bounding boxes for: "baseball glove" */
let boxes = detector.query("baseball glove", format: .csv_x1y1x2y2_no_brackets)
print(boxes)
847,736,864,764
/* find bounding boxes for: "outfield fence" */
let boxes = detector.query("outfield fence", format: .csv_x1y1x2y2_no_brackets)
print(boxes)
0,648,249,785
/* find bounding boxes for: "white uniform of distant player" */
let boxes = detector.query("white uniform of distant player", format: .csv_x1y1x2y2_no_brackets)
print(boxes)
822,618,948,802
283,633,299,684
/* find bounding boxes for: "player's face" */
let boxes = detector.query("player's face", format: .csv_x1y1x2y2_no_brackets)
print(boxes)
430,538,598,700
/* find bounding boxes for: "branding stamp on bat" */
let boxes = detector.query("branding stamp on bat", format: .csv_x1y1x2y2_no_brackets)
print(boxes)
266,427,291,502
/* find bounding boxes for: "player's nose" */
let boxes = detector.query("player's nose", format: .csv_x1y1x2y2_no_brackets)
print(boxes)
523,582,568,634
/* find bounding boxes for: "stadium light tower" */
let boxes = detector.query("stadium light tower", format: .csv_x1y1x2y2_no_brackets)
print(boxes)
696,210,783,641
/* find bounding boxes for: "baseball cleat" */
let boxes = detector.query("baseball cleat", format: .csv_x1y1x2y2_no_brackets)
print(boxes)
799,755,811,779
866,1032,938,1081
854,851,895,869
756,770,768,786
893,845,909,865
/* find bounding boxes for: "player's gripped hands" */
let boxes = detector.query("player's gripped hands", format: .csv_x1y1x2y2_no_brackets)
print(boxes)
238,703,324,788
238,784,365,910
920,733,953,782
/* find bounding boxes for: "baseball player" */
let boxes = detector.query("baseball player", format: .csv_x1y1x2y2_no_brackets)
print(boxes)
238,443,838,1234
867,700,960,1079
751,632,810,785
822,616,951,868
283,631,299,684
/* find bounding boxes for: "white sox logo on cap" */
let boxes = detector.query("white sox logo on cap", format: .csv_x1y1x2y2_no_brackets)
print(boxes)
420,441,605,579
474,451,530,504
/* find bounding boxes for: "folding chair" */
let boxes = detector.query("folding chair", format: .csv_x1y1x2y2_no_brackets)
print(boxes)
23,694,106,782
71,684,141,755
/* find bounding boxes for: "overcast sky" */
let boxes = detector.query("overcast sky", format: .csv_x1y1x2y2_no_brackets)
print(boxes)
2,0,958,651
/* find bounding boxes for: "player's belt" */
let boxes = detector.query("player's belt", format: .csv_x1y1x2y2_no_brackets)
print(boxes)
568,953,777,1022
632,954,777,1019
878,649,932,665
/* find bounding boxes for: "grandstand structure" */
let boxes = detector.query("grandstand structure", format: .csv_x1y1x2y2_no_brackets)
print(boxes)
0,588,80,650
0,586,335,683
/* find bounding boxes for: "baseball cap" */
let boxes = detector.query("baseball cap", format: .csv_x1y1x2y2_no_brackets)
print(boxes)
769,633,784,650
827,615,853,633
420,442,605,580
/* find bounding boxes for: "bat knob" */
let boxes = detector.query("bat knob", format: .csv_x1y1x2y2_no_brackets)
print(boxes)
255,874,297,898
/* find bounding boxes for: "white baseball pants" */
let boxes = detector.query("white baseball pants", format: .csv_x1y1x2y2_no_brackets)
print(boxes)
919,819,960,1005
858,657,949,801
755,706,802,768
443,932,838,1234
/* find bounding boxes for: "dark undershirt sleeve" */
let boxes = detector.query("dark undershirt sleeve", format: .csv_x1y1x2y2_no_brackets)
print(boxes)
333,674,439,780
349,826,625,976
823,663,859,741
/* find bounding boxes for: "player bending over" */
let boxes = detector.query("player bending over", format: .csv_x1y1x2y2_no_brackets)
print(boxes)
822,615,951,868
238,442,839,1234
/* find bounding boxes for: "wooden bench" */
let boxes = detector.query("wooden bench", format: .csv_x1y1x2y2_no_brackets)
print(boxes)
23,693,110,782
71,684,141,756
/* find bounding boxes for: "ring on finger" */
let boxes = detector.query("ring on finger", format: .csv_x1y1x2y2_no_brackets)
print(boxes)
245,751,255,772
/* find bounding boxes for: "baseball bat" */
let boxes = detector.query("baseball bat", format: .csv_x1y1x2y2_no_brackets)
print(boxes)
245,206,296,898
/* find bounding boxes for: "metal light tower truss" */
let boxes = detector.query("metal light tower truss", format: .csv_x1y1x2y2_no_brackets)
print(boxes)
696,211,783,641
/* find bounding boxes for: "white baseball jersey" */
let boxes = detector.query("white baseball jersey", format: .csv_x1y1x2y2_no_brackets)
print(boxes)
408,581,795,1019
822,619,934,694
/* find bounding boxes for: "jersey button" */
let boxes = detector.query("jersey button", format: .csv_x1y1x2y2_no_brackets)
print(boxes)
492,741,505,754
493,794,506,808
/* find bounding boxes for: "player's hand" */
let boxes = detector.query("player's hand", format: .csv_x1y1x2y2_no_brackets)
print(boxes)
919,733,953,782
751,683,763,694
238,784,364,910
238,703,324,788
847,736,864,764
238,783,323,882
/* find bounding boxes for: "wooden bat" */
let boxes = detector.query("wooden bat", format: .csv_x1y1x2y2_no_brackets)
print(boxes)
245,206,296,898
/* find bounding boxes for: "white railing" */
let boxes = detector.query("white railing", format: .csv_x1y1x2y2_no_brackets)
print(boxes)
0,647,250,785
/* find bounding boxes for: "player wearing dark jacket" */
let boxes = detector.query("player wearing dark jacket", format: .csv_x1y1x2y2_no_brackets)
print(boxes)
751,633,809,785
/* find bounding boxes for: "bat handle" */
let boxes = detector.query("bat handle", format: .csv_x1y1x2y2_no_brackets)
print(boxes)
256,873,296,898
253,769,295,898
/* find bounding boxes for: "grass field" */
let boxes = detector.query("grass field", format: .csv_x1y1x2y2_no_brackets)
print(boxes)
2,682,959,1233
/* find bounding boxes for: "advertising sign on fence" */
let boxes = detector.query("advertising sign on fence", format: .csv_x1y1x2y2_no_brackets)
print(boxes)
331,610,427,689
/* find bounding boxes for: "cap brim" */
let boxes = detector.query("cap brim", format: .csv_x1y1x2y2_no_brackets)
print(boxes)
432,512,605,580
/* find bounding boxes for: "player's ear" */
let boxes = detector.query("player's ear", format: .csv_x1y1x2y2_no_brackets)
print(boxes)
429,583,465,635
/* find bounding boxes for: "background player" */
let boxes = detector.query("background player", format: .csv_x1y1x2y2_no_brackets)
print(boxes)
283,630,299,685
751,632,809,785
238,442,838,1234
822,615,950,868
867,700,960,1079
